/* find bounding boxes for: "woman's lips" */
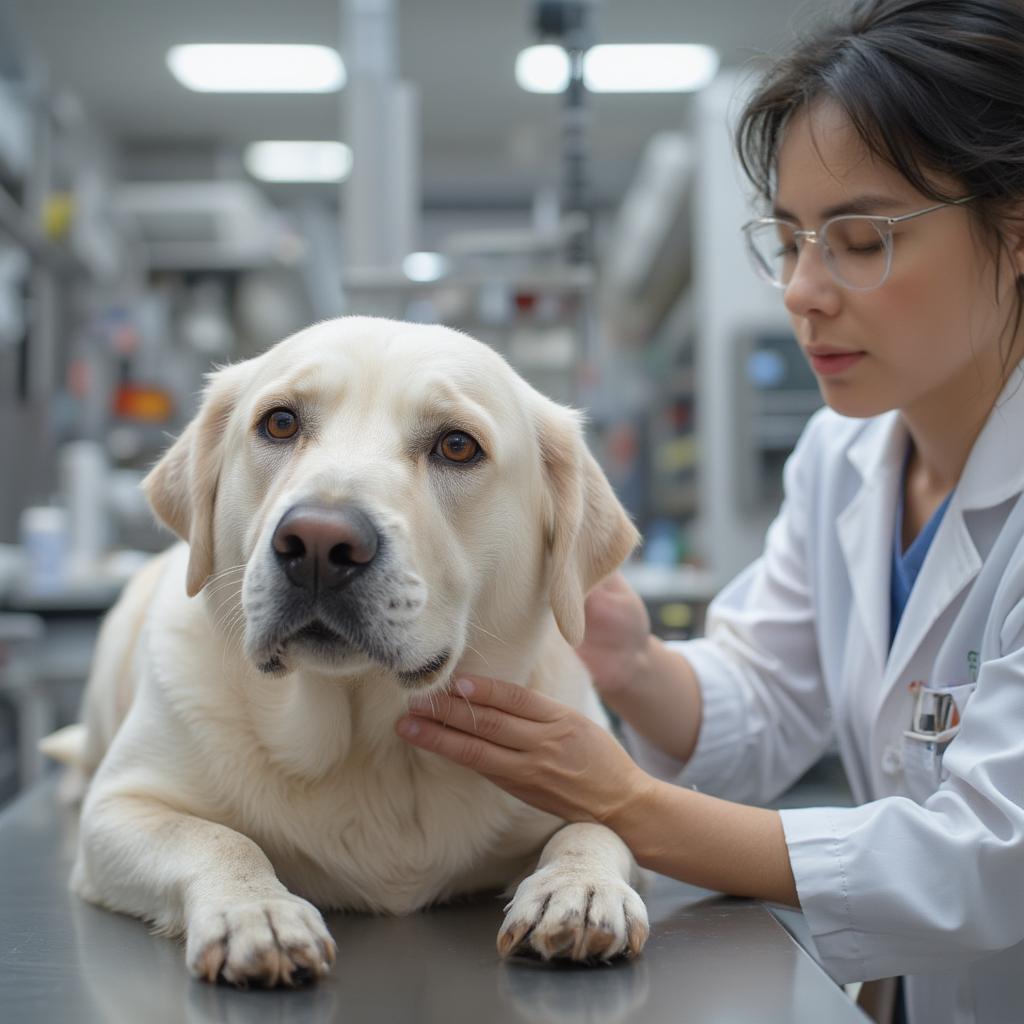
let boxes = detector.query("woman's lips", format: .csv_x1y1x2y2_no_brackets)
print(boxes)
807,350,865,376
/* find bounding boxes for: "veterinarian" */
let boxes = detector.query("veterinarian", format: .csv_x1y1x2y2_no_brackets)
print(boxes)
396,2,1024,1021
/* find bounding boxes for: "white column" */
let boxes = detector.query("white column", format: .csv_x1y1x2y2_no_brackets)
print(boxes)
341,0,420,272
692,71,793,586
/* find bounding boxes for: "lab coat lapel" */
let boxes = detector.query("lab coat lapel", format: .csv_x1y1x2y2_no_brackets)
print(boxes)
836,413,906,676
883,505,981,689
956,365,1024,512
880,366,1024,695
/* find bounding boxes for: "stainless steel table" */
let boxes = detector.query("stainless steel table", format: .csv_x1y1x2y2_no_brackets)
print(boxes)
0,779,867,1024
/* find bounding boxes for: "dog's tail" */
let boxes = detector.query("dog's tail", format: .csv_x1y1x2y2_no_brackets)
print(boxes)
39,723,91,804
39,722,87,766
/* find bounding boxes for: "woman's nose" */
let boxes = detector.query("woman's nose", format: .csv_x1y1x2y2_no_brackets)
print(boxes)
782,241,841,319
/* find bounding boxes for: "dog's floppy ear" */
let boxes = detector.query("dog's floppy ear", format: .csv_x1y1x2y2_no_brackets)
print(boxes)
537,401,640,647
142,362,249,597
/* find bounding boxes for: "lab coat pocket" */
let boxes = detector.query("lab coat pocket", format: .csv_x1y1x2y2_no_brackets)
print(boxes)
900,682,976,802
901,733,946,801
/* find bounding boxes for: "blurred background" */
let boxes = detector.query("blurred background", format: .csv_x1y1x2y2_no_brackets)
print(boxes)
0,0,842,805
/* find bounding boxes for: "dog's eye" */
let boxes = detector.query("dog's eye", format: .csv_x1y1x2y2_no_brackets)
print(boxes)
435,430,480,464
263,408,300,440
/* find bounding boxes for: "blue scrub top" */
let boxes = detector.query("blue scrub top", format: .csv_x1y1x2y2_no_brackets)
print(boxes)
890,459,954,647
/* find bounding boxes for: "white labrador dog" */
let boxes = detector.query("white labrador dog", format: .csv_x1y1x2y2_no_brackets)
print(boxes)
45,316,648,988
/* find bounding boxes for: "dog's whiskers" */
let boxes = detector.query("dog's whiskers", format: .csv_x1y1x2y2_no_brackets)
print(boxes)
210,586,244,633
204,564,246,587
467,618,507,647
208,580,246,669
214,612,241,654
221,608,245,643
210,586,243,624
208,572,248,669
215,599,249,671
205,576,247,601
459,690,478,732
225,608,248,646
219,624,242,673
462,641,492,673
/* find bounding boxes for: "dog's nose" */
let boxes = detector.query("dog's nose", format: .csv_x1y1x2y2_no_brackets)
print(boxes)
271,505,379,593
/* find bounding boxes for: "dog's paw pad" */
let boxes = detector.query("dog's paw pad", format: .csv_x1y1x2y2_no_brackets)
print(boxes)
186,896,336,987
498,869,649,962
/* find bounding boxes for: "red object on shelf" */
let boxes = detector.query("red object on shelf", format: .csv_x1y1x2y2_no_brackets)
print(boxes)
112,384,174,423
514,292,537,314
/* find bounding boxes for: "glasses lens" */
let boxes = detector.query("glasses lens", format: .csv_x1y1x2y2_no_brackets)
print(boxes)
821,217,890,290
745,220,797,288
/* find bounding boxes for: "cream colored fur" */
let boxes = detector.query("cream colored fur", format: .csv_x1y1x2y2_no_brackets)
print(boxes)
53,316,647,987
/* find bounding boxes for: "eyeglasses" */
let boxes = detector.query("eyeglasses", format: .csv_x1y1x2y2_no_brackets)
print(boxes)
741,198,973,292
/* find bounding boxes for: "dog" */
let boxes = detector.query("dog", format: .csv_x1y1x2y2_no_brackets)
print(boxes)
43,316,649,988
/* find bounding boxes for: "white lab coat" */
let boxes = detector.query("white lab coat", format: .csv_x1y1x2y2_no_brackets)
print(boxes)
628,366,1024,1024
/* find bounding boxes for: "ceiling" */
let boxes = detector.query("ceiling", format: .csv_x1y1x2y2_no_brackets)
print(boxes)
10,0,837,207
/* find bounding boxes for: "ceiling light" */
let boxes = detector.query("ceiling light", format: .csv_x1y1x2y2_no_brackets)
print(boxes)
167,44,345,93
244,141,353,183
585,45,718,92
515,45,571,94
515,43,719,94
403,252,449,282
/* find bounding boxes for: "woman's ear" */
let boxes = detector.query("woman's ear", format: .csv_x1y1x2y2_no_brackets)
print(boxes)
536,400,640,646
141,362,249,597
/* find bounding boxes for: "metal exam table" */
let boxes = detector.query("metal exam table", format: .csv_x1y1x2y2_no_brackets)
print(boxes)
0,779,867,1024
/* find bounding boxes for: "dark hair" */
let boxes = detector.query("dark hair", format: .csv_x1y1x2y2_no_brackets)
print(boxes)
736,0,1024,369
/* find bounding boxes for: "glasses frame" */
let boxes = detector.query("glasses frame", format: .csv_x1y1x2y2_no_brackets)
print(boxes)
741,197,974,292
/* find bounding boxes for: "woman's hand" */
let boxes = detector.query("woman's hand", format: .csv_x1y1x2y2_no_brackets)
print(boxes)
395,675,653,825
577,572,704,764
396,676,799,908
575,572,653,697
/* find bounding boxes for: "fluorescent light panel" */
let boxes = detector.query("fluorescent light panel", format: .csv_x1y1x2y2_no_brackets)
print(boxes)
244,141,353,183
167,44,345,93
403,252,449,282
516,43,719,94
515,45,571,94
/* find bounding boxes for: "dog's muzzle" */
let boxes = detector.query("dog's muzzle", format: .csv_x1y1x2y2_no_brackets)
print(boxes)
271,504,379,595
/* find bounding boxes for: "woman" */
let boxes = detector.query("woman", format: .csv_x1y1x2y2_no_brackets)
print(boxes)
396,2,1024,1021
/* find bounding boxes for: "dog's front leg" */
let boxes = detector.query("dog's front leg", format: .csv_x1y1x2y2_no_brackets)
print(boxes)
498,822,649,961
74,792,336,987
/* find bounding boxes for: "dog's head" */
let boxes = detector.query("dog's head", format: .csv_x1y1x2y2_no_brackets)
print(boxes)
143,317,637,690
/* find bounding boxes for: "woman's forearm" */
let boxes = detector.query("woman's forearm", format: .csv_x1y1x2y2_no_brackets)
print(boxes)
607,777,800,907
599,636,704,764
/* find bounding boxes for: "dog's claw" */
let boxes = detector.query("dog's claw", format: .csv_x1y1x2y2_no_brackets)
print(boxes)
499,871,649,963
186,897,335,988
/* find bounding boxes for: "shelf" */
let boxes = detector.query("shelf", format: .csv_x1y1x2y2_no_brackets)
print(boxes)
341,264,594,294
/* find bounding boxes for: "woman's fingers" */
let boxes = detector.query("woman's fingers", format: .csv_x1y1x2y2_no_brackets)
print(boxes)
404,691,539,751
437,675,564,722
396,712,521,776
395,676,640,824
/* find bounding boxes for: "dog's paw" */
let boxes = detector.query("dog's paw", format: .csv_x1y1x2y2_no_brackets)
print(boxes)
186,895,336,987
498,866,649,962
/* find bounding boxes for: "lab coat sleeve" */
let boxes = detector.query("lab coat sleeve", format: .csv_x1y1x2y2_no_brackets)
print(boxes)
623,412,833,805
781,612,1024,982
